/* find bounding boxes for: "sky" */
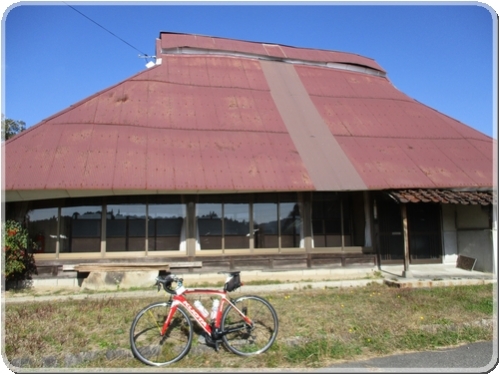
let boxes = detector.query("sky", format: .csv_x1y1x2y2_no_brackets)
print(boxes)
1,1,497,138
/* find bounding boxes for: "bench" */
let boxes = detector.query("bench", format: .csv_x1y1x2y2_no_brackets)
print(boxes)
63,262,202,273
61,262,201,290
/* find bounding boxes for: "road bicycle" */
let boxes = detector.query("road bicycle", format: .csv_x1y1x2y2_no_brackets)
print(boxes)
129,271,279,366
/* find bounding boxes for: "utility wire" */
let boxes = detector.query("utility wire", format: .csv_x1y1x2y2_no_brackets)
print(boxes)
64,2,152,58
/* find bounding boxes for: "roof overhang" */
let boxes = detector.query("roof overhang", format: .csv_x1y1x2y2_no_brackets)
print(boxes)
387,189,495,205
4,188,311,203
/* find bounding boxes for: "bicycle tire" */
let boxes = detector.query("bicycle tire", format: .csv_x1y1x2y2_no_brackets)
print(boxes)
130,301,193,366
221,295,279,356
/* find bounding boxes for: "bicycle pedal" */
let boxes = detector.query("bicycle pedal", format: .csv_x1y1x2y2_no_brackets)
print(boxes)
204,334,222,352
204,334,215,347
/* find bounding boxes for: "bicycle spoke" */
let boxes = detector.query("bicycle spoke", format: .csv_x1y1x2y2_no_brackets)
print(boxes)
130,302,193,366
221,296,278,356
147,308,163,334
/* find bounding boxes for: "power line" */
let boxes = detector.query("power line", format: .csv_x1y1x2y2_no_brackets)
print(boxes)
64,3,152,58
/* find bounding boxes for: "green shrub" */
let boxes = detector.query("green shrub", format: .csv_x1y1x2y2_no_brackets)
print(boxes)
3,220,37,284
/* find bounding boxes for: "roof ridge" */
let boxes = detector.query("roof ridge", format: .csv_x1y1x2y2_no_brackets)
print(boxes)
158,31,380,62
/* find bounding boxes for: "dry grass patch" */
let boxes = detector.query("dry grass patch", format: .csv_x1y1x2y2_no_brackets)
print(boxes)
4,283,494,369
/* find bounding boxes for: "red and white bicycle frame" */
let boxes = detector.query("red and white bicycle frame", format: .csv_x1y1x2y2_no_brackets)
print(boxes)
161,289,252,336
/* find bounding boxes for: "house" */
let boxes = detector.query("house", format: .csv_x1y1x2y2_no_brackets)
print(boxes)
3,32,495,277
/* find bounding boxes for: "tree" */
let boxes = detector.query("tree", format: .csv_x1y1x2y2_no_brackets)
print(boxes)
2,115,26,141
3,220,37,288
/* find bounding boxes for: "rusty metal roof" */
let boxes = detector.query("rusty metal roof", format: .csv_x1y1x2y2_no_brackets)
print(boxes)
158,32,386,74
388,189,494,205
3,32,494,202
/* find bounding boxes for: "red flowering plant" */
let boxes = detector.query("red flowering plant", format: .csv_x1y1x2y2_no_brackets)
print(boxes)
3,220,37,284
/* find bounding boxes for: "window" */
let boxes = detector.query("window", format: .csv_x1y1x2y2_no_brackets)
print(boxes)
253,193,302,249
196,196,251,250
26,207,59,253
224,203,250,249
280,202,302,248
106,204,146,251
18,193,307,255
312,193,354,247
148,204,185,250
197,203,222,249
253,199,278,248
60,206,101,253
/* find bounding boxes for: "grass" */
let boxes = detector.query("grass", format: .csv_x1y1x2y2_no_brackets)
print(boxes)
4,283,494,369
189,279,287,288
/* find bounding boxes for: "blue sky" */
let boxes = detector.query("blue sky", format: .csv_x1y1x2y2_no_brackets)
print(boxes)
1,2,497,138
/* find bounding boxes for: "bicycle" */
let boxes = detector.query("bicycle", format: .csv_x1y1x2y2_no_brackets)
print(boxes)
129,271,279,366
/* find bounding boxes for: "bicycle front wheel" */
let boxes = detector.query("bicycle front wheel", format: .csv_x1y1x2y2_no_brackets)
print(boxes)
130,302,193,366
221,295,278,356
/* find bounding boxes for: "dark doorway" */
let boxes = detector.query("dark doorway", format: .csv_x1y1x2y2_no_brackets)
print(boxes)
377,197,442,264
378,197,404,263
407,203,442,263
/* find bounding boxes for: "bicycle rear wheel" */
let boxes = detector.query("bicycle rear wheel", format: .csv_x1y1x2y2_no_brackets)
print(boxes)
130,302,193,366
221,295,278,356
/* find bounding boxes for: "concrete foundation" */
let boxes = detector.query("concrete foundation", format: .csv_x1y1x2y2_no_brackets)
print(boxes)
29,266,381,291
18,263,495,293
80,271,159,291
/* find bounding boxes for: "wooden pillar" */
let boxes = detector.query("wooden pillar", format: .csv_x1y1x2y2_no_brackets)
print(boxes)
401,203,412,278
145,202,149,255
56,206,61,258
249,200,255,252
373,198,381,267
186,201,197,257
363,191,372,247
301,193,313,253
340,198,345,250
101,203,107,257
